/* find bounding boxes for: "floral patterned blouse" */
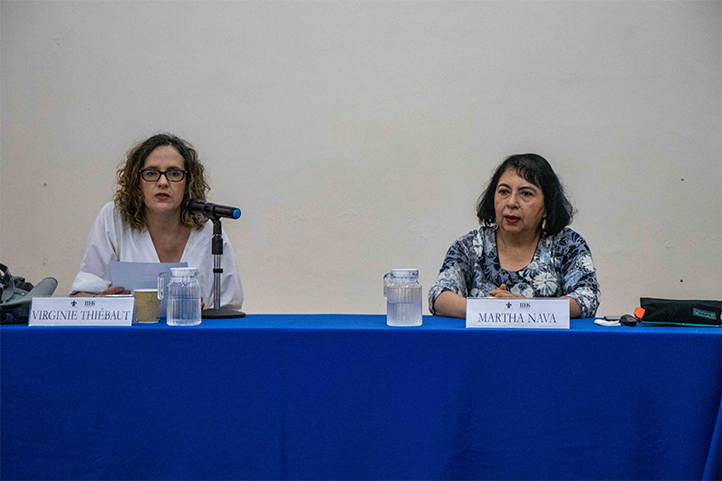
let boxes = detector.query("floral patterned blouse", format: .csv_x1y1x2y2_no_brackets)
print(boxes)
428,227,601,318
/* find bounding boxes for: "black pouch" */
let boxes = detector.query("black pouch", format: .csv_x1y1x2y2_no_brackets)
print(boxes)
1,263,58,324
638,297,721,327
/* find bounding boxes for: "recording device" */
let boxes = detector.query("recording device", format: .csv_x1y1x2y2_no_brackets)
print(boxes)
181,198,241,220
602,315,637,326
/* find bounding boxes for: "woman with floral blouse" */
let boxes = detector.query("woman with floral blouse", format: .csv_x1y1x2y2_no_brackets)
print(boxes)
429,153,600,319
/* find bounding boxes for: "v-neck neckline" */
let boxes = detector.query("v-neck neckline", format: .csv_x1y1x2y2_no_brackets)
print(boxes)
145,226,195,263
489,228,544,274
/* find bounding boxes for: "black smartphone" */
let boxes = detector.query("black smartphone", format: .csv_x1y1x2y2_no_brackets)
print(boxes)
603,316,621,322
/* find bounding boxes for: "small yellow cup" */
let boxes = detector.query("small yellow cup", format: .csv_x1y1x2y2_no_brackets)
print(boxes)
134,289,161,323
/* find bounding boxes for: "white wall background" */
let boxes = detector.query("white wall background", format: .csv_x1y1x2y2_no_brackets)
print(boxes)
1,0,720,315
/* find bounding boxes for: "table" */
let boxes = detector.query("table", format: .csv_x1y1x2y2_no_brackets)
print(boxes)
2,315,720,480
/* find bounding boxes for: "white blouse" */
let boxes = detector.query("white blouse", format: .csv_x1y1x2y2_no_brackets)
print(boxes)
71,202,244,309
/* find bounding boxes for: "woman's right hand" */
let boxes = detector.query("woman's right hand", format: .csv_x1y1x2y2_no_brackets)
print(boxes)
72,286,131,297
432,291,468,319
99,286,131,296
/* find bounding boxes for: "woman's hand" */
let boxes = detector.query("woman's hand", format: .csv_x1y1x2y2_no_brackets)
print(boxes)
488,284,524,298
99,286,131,296
432,291,467,319
98,286,130,296
562,296,582,318
71,286,130,297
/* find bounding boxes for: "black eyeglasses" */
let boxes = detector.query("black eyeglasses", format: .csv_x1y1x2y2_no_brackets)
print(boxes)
139,169,187,182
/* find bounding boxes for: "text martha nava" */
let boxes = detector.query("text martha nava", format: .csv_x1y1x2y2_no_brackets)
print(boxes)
477,311,559,324
466,298,570,329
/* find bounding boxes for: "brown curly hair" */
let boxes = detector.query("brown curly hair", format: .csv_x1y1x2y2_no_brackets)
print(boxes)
114,133,210,230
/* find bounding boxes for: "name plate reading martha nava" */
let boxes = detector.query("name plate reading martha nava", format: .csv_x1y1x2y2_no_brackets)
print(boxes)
29,297,134,326
466,298,570,329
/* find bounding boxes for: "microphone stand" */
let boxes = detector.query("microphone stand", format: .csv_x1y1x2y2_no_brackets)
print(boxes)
202,214,245,319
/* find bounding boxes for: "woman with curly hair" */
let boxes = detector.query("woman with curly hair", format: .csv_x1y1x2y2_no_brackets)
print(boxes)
70,133,243,310
429,153,599,319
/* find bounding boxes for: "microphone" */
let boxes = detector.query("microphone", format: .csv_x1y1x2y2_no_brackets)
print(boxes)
181,198,241,220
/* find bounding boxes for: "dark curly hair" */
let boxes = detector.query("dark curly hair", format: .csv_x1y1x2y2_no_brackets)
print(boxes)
475,153,574,236
114,133,210,230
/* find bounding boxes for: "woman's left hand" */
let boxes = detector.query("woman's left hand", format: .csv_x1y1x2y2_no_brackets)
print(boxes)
488,284,524,298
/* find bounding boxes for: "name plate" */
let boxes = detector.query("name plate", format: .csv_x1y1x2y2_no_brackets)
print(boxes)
466,298,569,329
29,297,134,326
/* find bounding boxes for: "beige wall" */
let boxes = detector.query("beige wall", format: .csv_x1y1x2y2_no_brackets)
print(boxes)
1,0,720,315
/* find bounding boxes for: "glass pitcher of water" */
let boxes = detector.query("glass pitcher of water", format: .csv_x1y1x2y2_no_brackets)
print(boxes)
383,269,422,327
158,267,202,326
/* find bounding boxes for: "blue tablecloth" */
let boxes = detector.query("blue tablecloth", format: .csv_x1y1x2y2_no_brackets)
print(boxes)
2,315,720,480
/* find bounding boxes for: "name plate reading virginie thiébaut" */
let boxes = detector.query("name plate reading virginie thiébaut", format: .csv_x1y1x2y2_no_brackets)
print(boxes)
29,297,134,326
466,298,570,329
